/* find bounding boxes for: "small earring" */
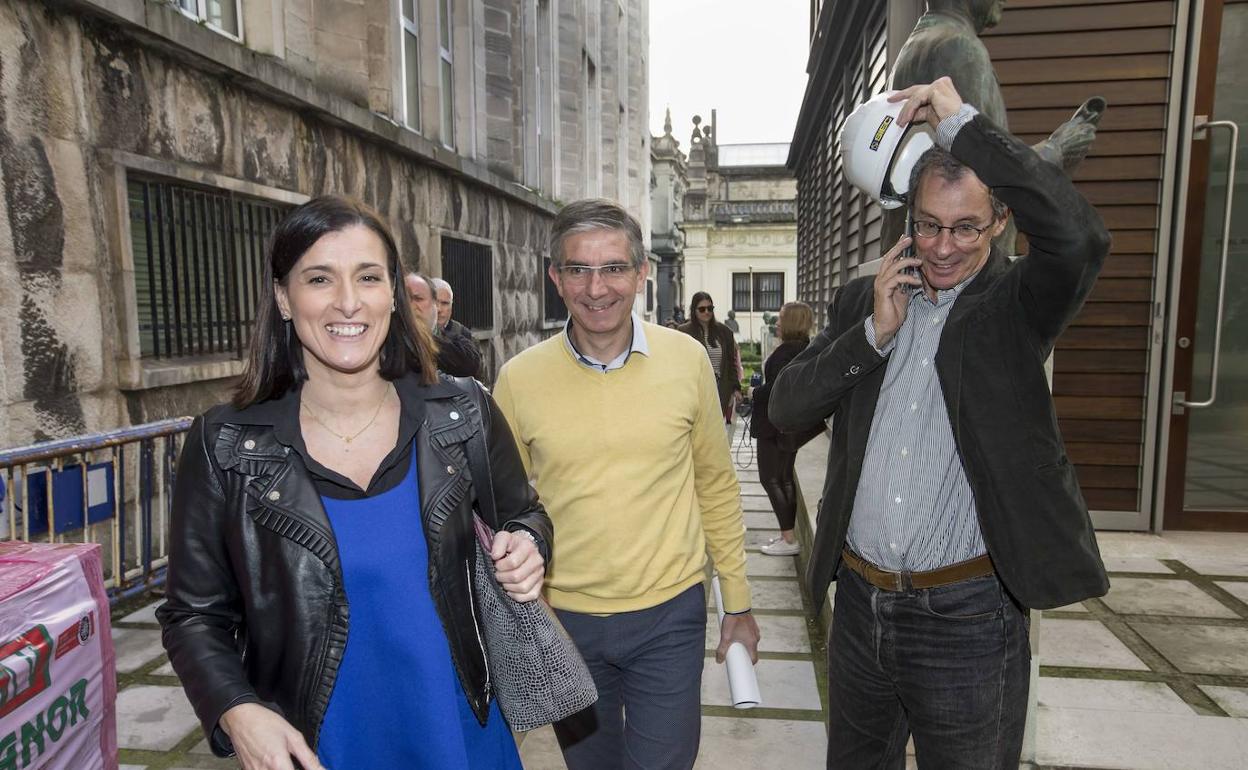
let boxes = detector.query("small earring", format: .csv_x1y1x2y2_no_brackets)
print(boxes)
391,300,396,313
280,313,291,321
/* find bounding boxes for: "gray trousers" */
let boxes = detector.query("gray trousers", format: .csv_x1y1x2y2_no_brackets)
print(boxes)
553,584,706,770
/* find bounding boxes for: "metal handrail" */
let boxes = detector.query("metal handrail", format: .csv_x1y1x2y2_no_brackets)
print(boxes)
2,417,194,603
0,417,193,469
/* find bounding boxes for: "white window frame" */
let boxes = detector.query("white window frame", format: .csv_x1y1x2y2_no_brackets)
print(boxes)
399,0,422,132
437,0,455,149
175,0,244,43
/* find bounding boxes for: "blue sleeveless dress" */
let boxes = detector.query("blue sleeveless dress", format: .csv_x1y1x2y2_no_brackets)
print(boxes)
316,447,521,769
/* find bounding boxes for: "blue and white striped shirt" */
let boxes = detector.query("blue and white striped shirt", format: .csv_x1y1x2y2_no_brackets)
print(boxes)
847,276,987,572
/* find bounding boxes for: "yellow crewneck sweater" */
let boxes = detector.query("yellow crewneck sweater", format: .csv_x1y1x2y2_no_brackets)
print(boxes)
493,323,751,614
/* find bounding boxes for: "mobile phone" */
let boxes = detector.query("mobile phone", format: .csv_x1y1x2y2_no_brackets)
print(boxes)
901,211,918,277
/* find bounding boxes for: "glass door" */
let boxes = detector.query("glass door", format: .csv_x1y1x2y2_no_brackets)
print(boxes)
1165,0,1248,529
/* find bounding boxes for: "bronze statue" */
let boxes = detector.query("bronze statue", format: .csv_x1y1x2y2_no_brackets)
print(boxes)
883,0,1106,253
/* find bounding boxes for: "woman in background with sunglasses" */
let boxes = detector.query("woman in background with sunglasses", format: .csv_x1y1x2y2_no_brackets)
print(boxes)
679,292,741,435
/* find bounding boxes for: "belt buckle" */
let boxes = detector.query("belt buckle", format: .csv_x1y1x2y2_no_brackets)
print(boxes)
899,569,913,592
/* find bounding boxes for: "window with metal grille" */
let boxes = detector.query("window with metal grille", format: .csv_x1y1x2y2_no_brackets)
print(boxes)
731,272,785,312
441,236,494,330
542,257,568,322
127,177,291,359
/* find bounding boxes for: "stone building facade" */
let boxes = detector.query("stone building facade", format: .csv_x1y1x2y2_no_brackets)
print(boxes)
650,107,686,324
680,112,797,345
0,0,650,445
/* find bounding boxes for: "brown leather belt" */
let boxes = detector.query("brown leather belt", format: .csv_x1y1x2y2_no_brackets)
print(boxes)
841,548,994,592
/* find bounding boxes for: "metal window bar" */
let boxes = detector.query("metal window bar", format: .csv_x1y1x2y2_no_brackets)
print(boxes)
441,236,494,330
1,418,193,604
754,272,784,312
128,177,289,359
732,273,751,312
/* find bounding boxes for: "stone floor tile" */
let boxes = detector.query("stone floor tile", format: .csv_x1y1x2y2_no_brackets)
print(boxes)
741,494,773,512
1037,677,1191,714
1199,686,1248,717
1045,601,1090,614
1133,623,1248,676
115,684,201,751
1102,556,1176,574
517,725,564,769
120,765,146,770
693,715,826,769
745,552,797,577
1101,577,1241,618
118,600,162,624
1038,617,1149,670
1215,580,1248,605
719,578,805,611
738,481,767,496
1180,558,1248,578
111,626,167,674
744,528,782,548
707,612,811,653
744,510,779,529
1037,706,1248,770
152,660,175,676
701,657,822,711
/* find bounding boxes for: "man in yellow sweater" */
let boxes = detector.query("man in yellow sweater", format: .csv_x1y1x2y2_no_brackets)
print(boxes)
494,199,760,770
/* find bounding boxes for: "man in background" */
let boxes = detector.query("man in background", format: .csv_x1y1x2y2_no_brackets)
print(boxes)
404,272,482,378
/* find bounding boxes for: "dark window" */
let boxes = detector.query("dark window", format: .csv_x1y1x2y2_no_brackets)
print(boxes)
542,257,568,322
442,236,494,330
127,176,290,359
645,279,654,313
731,272,785,312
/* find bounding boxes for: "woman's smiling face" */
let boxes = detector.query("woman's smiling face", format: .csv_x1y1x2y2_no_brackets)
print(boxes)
275,224,394,379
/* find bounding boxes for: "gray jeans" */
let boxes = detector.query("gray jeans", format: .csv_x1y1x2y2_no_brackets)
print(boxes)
552,584,706,770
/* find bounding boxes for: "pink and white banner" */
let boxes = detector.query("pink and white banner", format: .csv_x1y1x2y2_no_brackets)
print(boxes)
0,542,117,770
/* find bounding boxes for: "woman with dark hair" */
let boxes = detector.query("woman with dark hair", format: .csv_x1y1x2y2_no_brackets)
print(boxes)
678,291,741,430
157,196,551,770
750,301,816,556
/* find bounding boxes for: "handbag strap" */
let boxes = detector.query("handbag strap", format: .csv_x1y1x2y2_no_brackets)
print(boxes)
451,377,499,532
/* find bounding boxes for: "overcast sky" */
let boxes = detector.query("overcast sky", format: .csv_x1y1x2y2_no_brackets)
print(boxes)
648,0,810,147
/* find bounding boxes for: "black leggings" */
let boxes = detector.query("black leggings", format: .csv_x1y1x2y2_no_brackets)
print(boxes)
756,436,798,531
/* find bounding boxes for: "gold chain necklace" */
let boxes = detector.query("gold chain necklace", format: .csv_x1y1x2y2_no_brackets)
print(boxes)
301,386,391,444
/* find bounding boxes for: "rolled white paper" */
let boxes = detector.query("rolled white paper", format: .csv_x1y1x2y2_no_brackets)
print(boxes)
711,574,761,709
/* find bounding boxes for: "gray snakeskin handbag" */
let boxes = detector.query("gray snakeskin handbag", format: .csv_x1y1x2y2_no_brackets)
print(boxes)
458,380,598,732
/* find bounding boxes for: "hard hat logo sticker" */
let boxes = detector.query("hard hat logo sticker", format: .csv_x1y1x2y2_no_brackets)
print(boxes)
870,116,893,151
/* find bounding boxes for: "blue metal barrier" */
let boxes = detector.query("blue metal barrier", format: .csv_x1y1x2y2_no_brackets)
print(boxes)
0,417,193,602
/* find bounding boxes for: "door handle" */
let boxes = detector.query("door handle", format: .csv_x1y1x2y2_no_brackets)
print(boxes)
1177,118,1239,409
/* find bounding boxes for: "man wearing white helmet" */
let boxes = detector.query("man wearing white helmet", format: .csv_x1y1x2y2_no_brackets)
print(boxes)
772,78,1110,768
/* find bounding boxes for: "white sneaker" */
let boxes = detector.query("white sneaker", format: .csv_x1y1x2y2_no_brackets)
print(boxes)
761,538,800,556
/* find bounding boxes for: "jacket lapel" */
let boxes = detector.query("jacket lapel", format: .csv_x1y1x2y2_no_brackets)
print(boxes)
214,423,340,573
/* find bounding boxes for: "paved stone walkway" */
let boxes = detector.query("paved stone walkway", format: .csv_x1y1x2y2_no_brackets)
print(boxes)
108,427,1248,768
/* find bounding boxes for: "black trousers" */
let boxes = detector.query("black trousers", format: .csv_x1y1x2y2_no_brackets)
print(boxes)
756,436,798,530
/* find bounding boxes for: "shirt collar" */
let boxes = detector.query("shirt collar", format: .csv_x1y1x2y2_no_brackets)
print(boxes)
563,313,649,372
916,269,980,308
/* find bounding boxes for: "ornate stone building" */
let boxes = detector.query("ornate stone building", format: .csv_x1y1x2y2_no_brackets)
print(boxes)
650,108,686,324
681,112,797,344
0,0,650,445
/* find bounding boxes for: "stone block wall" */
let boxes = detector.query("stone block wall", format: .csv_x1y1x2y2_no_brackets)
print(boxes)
0,0,563,442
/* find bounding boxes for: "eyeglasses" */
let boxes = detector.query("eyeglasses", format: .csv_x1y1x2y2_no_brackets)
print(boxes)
696,305,714,313
555,263,636,285
913,220,992,244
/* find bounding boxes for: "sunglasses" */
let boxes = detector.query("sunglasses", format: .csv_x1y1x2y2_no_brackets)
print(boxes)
696,305,714,313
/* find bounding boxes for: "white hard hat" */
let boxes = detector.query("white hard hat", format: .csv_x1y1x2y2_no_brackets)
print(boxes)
839,91,936,209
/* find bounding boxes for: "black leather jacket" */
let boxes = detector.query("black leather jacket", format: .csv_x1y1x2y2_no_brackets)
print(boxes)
156,375,551,756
